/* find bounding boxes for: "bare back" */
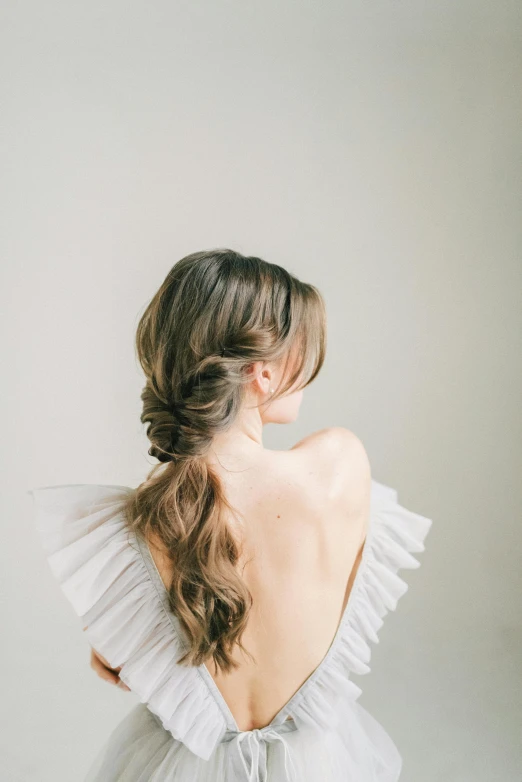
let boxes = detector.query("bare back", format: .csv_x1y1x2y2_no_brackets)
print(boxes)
148,427,372,731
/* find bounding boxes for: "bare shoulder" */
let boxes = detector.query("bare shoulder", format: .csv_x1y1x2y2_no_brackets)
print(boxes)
290,425,357,453
291,426,369,469
291,427,372,519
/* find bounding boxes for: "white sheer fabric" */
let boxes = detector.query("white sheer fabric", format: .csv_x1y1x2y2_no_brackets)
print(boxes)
29,478,432,781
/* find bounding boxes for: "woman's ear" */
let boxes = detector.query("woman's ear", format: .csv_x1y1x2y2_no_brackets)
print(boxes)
247,360,272,396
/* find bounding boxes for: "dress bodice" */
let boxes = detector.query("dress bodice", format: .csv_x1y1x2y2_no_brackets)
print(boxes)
29,478,432,781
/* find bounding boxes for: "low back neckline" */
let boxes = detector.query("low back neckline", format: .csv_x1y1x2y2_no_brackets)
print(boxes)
30,477,433,767
134,515,375,735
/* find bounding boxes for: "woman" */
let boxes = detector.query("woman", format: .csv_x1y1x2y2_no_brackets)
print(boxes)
30,248,432,781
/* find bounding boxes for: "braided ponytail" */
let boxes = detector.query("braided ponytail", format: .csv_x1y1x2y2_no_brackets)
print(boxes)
122,249,326,673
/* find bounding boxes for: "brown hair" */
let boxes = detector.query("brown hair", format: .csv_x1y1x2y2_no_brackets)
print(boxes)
122,249,326,673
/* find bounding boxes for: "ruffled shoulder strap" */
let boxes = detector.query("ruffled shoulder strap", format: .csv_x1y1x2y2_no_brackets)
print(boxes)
339,477,433,676
285,478,433,731
28,483,228,760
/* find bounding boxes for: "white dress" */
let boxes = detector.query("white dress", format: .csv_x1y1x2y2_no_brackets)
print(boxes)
29,478,432,781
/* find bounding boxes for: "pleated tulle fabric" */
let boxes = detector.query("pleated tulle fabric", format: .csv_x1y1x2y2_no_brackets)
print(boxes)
29,478,432,781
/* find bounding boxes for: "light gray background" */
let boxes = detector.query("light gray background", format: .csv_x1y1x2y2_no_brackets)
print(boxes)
1,2,521,780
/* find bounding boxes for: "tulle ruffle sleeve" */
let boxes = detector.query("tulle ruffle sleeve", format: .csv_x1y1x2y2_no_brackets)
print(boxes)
28,483,228,760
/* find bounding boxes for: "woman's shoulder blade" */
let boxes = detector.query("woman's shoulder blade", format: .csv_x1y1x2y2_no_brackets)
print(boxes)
290,427,371,514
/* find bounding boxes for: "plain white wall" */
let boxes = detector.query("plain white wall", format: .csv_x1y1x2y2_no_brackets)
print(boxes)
1,2,521,780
